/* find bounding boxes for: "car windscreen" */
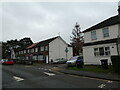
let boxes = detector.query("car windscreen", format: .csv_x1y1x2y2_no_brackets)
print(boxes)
69,56,78,60
78,56,83,60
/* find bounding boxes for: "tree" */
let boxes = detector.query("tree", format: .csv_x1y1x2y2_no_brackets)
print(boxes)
2,37,33,59
70,22,84,56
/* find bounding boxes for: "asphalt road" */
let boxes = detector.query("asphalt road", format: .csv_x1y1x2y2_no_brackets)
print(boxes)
2,64,120,89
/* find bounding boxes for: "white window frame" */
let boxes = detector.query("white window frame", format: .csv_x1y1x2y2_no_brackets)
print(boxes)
91,31,97,40
38,55,44,60
45,46,48,51
40,46,44,51
94,46,110,56
35,47,38,52
102,27,109,38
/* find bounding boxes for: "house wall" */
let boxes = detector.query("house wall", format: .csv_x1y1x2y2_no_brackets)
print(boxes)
49,37,73,63
84,24,119,43
83,43,118,65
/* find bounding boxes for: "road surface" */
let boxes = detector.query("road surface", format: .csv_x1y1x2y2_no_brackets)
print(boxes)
2,64,120,89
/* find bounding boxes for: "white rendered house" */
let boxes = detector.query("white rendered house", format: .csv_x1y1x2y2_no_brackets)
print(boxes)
83,3,120,65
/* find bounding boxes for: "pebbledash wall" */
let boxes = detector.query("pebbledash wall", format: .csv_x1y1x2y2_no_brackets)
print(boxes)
84,24,119,44
49,36,73,63
83,23,119,65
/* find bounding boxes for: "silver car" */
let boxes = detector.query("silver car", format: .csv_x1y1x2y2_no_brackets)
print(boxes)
66,56,84,67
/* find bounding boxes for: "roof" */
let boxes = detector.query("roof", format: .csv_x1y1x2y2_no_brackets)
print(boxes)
26,36,59,49
27,43,39,49
83,15,120,33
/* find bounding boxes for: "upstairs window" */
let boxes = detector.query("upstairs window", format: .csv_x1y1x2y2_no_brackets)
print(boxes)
35,48,38,52
24,50,26,54
91,31,97,40
102,27,109,37
45,46,48,51
40,46,44,51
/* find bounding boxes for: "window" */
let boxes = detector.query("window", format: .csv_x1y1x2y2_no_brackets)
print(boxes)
99,47,104,56
24,50,26,54
40,46,44,51
102,27,109,37
28,49,30,53
38,55,44,60
45,46,48,51
94,48,99,56
91,31,97,40
35,48,38,52
105,47,110,55
94,47,110,56
33,56,37,60
31,48,34,53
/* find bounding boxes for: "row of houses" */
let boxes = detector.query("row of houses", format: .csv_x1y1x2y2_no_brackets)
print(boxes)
15,36,73,64
12,2,120,65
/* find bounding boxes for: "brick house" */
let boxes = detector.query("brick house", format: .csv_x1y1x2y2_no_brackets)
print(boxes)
15,36,73,63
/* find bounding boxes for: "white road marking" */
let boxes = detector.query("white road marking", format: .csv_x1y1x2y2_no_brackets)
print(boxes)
44,72,55,76
107,81,113,83
13,76,24,82
98,84,106,88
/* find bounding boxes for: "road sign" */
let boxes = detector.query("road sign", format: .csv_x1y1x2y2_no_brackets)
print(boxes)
65,47,68,53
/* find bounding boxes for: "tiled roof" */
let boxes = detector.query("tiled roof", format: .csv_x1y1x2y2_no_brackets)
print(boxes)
27,43,39,49
26,36,59,49
83,15,120,33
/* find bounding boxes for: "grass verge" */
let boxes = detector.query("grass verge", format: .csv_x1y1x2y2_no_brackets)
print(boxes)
67,65,115,74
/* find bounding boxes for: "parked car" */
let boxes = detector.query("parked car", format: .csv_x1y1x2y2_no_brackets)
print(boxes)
53,58,67,64
66,56,84,67
2,59,14,65
16,59,33,65
0,59,5,64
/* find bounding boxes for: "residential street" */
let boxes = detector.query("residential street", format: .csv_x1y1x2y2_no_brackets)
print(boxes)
2,64,120,89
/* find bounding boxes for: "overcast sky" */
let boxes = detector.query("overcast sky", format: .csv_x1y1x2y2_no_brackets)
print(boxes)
1,1,119,43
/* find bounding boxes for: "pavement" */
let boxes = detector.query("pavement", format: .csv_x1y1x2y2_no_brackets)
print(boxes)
48,64,120,82
32,63,120,82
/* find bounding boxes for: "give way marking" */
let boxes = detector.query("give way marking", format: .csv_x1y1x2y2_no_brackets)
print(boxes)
13,76,24,82
44,72,55,76
98,84,106,88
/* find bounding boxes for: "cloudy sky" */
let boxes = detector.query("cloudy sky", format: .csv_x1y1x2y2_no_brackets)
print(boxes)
0,1,119,43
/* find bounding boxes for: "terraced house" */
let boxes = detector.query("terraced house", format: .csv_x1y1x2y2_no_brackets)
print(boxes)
15,36,73,64
83,2,120,65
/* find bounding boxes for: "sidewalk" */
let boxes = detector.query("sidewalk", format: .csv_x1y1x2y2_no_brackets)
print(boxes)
51,64,120,82
33,63,120,81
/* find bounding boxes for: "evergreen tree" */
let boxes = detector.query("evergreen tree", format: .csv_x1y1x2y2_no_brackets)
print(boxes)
70,22,84,56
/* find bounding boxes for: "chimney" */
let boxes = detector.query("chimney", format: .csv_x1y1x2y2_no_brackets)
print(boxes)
118,1,120,15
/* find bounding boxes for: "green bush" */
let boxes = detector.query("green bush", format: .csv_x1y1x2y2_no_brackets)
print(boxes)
111,55,120,74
